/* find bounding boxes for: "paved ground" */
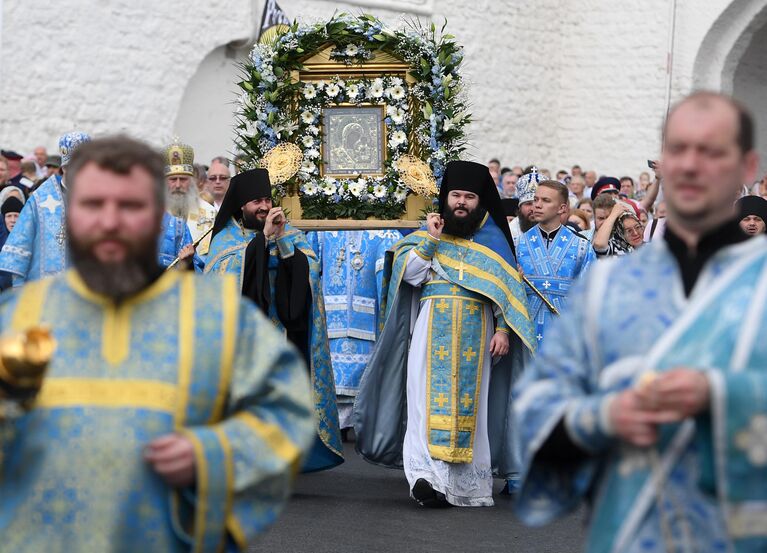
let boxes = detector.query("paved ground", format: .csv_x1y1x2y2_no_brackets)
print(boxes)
251,442,587,553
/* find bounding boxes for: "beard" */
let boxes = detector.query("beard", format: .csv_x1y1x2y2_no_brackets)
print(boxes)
519,210,535,232
241,209,269,231
69,228,161,302
442,205,487,238
166,184,199,219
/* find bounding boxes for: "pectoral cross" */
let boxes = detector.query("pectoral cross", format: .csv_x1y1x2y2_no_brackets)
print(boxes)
458,260,464,281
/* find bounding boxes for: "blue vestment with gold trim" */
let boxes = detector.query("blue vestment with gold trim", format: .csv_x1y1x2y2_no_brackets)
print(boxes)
0,270,315,552
205,218,343,472
354,216,535,477
514,237,767,552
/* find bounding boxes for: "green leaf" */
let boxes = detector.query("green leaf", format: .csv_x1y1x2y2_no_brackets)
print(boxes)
242,81,254,91
372,34,387,41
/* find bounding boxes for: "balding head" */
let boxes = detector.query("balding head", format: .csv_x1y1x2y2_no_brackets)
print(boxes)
661,91,759,238
665,91,754,154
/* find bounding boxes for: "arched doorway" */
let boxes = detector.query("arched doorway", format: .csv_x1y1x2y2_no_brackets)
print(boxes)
732,21,767,177
693,0,767,175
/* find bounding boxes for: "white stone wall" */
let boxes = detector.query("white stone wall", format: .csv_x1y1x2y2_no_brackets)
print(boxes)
1,0,763,178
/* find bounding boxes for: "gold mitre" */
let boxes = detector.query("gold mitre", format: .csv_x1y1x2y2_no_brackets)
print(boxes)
258,142,303,186
396,155,438,197
164,138,195,177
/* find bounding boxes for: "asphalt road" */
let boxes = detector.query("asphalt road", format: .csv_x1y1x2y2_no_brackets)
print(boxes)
251,442,587,553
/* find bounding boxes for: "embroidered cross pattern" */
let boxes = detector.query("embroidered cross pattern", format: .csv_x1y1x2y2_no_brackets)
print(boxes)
465,303,480,315
542,280,552,289
435,299,450,313
450,285,460,295
461,393,473,409
434,393,449,408
462,347,477,362
434,346,449,361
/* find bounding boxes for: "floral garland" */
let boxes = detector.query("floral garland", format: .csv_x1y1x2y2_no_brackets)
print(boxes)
235,13,470,219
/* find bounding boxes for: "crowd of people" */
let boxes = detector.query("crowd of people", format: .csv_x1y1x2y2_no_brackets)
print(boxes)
1,89,767,552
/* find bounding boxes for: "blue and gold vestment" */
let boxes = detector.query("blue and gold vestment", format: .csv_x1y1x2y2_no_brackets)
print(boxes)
0,269,315,552
205,218,343,472
355,216,535,476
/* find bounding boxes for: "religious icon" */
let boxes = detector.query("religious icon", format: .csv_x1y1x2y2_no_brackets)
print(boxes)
322,106,386,176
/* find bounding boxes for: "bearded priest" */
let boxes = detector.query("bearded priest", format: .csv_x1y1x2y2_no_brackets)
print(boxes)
204,168,343,472
354,160,535,507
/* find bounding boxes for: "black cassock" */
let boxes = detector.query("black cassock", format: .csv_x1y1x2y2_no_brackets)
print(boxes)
241,233,312,366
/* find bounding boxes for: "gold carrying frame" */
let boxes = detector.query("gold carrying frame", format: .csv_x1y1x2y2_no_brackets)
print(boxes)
282,44,429,230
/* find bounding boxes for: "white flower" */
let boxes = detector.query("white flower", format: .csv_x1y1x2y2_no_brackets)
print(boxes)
326,84,341,97
303,84,317,99
369,83,384,98
390,130,407,147
345,44,359,56
443,118,454,132
300,160,316,173
391,77,404,87
372,77,384,88
391,107,406,125
243,120,258,137
347,84,360,98
307,125,320,136
238,93,254,110
315,80,326,90
393,189,408,202
348,181,365,197
388,85,406,100
301,110,315,124
373,184,388,198
320,178,336,196
302,135,315,148
303,182,319,196
305,148,320,159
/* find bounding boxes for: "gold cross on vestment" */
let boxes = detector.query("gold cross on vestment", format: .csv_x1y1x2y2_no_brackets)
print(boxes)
463,347,477,362
435,299,450,313
465,303,480,315
461,393,473,410
434,346,450,361
450,285,460,295
434,393,449,408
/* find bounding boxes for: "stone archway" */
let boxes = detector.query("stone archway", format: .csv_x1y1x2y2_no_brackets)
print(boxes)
693,0,767,175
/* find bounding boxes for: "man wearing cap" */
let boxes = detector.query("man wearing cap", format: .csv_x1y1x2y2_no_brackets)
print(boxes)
0,150,25,191
0,132,91,285
510,169,546,246
516,179,596,346
163,139,216,259
205,168,343,472
736,195,767,236
593,171,661,213
355,160,535,507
